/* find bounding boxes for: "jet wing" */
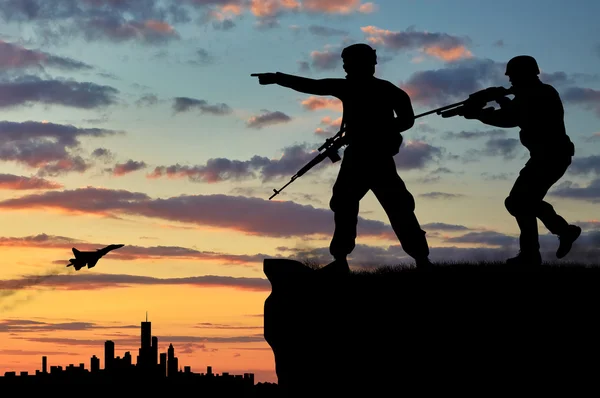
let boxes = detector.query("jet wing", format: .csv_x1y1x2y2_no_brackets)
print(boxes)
72,248,81,257
87,258,99,269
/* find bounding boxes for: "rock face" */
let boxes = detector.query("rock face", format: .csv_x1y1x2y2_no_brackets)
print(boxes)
263,259,600,397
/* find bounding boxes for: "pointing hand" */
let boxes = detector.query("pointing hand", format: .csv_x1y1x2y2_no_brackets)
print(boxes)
251,73,277,85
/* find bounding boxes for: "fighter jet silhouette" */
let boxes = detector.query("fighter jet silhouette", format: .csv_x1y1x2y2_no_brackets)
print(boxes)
67,244,125,271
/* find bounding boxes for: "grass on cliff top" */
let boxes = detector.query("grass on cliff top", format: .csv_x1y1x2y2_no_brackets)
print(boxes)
301,259,600,274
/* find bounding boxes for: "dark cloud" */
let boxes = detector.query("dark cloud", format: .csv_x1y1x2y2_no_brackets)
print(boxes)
361,25,472,62
19,334,265,346
0,233,280,266
0,40,93,71
0,188,396,239
443,231,517,247
443,129,507,140
112,159,147,176
172,97,232,115
246,110,292,129
308,25,348,37
0,120,122,176
561,86,600,116
493,40,504,48
422,222,470,232
286,230,600,266
420,192,465,200
0,174,62,190
149,144,323,183
189,48,214,65
0,273,271,292
549,179,600,203
0,75,119,109
400,57,506,107
0,318,137,333
0,0,185,45
481,172,511,181
569,155,600,175
135,94,158,107
194,323,262,330
395,140,443,170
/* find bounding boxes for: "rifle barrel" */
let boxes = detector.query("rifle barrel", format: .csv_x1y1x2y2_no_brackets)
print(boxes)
414,100,465,119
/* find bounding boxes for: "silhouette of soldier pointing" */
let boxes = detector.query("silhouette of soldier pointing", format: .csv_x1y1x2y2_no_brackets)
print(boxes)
252,43,433,271
463,55,581,266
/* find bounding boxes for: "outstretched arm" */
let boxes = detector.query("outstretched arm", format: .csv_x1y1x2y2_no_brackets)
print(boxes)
252,72,343,96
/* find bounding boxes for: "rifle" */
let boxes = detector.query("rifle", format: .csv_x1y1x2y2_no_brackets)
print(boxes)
414,86,513,119
268,86,513,200
269,126,347,200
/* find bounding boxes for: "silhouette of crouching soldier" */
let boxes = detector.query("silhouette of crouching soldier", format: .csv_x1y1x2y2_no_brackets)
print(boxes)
252,43,433,271
462,55,581,266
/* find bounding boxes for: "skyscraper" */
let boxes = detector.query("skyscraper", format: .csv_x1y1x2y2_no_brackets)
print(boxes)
159,353,167,377
42,356,47,374
152,336,158,366
141,313,151,350
104,340,115,370
167,343,177,377
91,355,100,372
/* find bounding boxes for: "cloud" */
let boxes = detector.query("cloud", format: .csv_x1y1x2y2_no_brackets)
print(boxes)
0,0,185,45
422,222,470,232
0,188,396,239
443,129,507,140
308,25,349,37
82,18,180,44
0,174,63,190
0,319,137,333
549,179,600,203
399,58,507,107
0,75,120,109
19,334,266,346
112,160,148,176
0,233,279,266
0,273,272,292
149,143,330,183
309,47,342,71
301,0,376,14
315,116,342,136
395,140,443,170
0,120,123,176
194,322,262,330
246,110,292,129
300,96,342,111
172,97,232,115
561,86,600,117
135,94,158,107
420,192,465,200
189,48,214,65
284,229,600,266
0,40,93,71
569,155,600,175
361,26,473,62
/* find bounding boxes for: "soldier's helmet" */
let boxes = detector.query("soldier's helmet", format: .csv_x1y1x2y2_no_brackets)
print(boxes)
341,43,377,66
505,55,540,76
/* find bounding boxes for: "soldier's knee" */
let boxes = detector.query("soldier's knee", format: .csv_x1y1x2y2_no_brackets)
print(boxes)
504,196,518,216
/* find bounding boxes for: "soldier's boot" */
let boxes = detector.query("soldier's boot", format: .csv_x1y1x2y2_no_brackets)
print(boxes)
415,257,434,271
318,257,350,274
556,225,582,259
506,251,542,268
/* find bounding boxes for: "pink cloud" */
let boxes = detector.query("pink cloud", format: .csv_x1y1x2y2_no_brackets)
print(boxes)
361,26,473,62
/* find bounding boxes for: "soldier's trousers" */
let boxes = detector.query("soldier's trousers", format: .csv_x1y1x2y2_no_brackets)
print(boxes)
504,154,572,253
328,149,430,260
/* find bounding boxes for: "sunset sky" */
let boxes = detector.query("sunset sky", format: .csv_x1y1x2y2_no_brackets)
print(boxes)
1,0,600,383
